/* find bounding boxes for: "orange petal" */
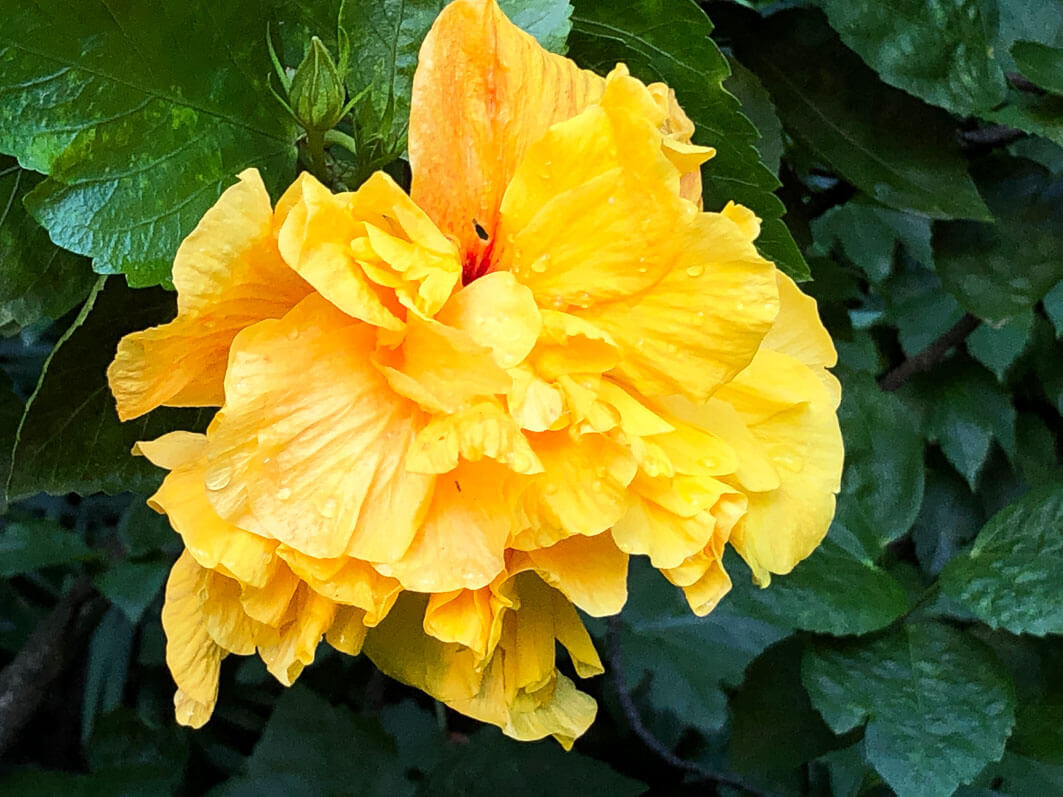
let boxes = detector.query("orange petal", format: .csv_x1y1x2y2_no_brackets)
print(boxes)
409,0,603,261
203,294,433,562
109,170,311,420
514,532,629,617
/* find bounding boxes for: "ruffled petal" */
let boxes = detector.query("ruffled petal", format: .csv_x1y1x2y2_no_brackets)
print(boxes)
512,432,637,550
515,532,629,617
203,294,434,562
406,399,542,475
577,210,779,402
257,585,337,686
109,170,311,420
375,461,515,592
161,551,222,728
436,271,542,369
409,0,604,260
715,350,844,584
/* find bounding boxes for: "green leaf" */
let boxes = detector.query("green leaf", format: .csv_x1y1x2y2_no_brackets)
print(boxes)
417,728,645,797
728,639,838,790
0,0,298,287
214,686,408,797
905,359,1017,489
342,0,573,151
881,265,965,357
1013,41,1063,95
6,279,211,500
1044,279,1063,337
816,0,1007,116
966,309,1034,380
725,56,785,177
812,198,933,282
803,622,1016,797
0,518,96,575
935,156,1063,323
941,486,1063,635
93,559,169,624
728,540,908,636
81,608,135,745
0,158,95,329
617,559,789,732
735,10,990,221
831,372,925,560
568,0,810,280
116,500,181,559
911,468,983,577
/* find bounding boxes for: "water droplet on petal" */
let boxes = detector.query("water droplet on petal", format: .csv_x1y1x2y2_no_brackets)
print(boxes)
277,487,292,501
204,466,232,491
686,265,704,278
320,498,337,518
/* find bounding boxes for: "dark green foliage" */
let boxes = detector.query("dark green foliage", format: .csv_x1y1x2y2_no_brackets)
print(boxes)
2,1,1063,795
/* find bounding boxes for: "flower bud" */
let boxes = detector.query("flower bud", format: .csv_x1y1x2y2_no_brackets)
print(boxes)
288,37,347,133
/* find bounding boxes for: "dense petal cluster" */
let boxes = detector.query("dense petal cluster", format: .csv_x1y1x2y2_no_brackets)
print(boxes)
108,0,842,746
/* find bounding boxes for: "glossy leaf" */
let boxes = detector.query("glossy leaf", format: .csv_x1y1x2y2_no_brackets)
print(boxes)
817,0,1007,116
966,309,1034,380
0,0,297,287
935,156,1063,323
725,57,785,176
736,10,990,221
6,280,211,500
905,359,1017,489
727,541,909,636
941,485,1063,635
93,559,169,624
1013,41,1063,95
569,0,810,280
803,622,1016,797
812,198,933,282
0,158,95,329
617,559,789,732
830,372,925,560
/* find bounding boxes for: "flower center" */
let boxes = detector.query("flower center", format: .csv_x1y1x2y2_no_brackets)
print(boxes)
462,221,495,284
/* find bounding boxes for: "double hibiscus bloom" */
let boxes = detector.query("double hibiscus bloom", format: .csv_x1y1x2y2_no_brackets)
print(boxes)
108,0,842,747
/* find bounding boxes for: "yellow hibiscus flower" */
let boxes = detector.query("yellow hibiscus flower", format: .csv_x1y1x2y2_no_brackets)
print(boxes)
107,0,842,747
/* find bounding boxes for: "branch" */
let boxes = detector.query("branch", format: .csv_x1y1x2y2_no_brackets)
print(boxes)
0,578,102,755
879,313,980,391
605,617,764,795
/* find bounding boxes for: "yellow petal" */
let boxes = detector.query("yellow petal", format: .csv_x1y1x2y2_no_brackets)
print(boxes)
613,472,742,569
109,170,310,420
147,453,279,588
257,585,337,686
515,532,629,617
409,0,603,262
577,210,779,402
507,366,565,433
161,551,222,725
531,311,619,381
375,462,514,592
496,71,693,309
202,569,270,655
276,173,404,330
239,560,301,627
364,593,485,703
761,271,841,407
134,431,208,470
204,294,433,562
512,432,636,550
406,399,542,475
278,546,401,626
716,350,844,584
423,575,517,660
378,314,511,414
436,271,542,369
326,605,370,655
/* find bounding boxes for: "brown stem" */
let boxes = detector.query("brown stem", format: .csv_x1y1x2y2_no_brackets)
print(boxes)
1006,72,1046,95
0,578,102,756
879,313,980,391
959,125,1026,150
605,617,764,795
